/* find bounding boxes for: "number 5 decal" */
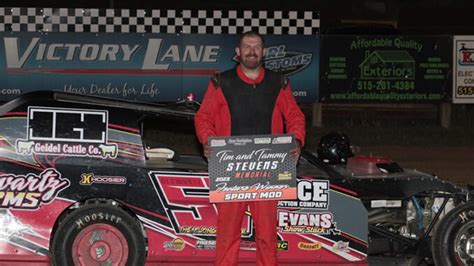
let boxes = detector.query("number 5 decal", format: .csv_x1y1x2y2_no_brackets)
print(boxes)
149,171,252,237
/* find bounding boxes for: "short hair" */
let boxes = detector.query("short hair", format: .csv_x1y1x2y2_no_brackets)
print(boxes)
237,31,264,47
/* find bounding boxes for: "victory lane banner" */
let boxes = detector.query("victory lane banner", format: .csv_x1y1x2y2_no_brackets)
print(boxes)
208,134,297,203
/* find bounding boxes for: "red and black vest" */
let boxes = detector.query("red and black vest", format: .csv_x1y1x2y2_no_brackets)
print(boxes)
213,68,286,136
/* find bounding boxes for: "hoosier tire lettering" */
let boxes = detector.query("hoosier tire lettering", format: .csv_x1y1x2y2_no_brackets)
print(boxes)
75,212,123,229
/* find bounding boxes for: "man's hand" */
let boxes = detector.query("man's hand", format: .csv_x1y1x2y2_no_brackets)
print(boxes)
290,139,302,159
203,143,211,159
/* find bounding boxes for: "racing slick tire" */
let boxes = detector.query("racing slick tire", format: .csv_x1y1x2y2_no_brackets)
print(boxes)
432,201,474,266
51,202,147,266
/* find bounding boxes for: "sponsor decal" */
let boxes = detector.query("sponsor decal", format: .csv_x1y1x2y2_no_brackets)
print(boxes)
0,168,70,209
277,240,289,251
458,43,474,65
149,172,253,237
264,45,313,75
278,180,329,209
272,136,292,144
228,138,253,145
0,211,33,240
210,139,226,147
254,137,271,144
179,226,216,235
371,199,402,208
240,240,257,250
196,239,216,250
164,238,185,251
16,107,118,159
332,241,350,253
278,172,292,180
233,45,312,76
298,242,322,251
278,210,341,235
79,173,127,185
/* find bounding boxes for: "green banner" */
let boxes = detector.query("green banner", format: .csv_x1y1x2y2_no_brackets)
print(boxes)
320,36,452,103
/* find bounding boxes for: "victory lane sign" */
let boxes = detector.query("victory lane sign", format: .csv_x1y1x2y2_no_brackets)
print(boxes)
208,134,297,203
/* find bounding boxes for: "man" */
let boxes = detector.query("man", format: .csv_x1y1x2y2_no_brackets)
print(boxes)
195,31,306,266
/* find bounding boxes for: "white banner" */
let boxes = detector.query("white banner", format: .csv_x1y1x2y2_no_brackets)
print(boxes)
453,36,474,103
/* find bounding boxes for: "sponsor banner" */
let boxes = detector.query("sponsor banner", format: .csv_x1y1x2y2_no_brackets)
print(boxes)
15,106,118,159
0,32,319,102
208,134,297,203
278,179,329,209
321,35,452,102
453,36,474,103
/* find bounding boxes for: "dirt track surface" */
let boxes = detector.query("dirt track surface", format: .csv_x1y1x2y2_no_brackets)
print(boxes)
359,146,473,186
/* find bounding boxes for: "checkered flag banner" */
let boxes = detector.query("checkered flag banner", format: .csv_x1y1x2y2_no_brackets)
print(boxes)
0,7,319,35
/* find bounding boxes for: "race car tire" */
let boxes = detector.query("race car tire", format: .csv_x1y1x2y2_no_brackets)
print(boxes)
51,202,147,266
432,201,474,266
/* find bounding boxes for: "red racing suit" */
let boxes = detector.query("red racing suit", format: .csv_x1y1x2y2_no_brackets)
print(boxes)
195,65,306,266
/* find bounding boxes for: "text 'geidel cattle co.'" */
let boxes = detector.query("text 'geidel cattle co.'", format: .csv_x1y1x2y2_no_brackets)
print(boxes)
15,106,117,158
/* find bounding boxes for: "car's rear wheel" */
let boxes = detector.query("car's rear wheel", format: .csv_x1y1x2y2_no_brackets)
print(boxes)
432,201,474,266
51,202,147,266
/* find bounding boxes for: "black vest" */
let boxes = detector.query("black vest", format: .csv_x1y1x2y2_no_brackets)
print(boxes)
215,68,284,136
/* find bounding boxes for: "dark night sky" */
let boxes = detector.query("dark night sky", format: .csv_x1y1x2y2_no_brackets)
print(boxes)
1,0,473,34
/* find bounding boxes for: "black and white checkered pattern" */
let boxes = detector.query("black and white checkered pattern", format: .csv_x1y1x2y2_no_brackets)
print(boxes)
0,7,319,35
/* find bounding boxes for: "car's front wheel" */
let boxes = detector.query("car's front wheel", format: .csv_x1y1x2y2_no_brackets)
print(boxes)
51,201,147,266
432,201,474,266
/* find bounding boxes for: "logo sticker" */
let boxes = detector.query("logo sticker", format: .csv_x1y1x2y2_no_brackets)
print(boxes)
278,180,329,209
459,43,474,65
332,241,350,253
254,137,271,144
272,136,292,144
210,139,226,147
0,168,70,209
79,173,127,185
298,242,322,251
278,210,340,235
277,240,289,251
16,107,117,158
278,172,292,180
164,238,185,251
196,239,216,250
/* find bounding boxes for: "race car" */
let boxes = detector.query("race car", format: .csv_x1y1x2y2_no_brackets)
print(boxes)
0,91,471,265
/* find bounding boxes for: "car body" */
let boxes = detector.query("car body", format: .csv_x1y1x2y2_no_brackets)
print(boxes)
0,92,472,265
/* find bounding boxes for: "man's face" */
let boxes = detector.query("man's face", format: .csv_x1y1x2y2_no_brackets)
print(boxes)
236,36,266,70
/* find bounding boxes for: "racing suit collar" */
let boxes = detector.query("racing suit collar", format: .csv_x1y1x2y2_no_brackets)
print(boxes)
236,65,265,85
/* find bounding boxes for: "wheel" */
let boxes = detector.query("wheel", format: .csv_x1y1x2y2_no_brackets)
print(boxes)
51,202,147,266
432,201,474,266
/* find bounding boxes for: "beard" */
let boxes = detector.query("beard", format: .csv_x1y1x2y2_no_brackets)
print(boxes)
240,54,262,70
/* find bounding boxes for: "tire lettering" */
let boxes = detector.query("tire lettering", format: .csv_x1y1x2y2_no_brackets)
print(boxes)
74,211,122,229
459,211,469,223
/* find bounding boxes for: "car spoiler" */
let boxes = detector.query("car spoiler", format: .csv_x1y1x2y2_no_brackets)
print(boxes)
0,91,196,119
